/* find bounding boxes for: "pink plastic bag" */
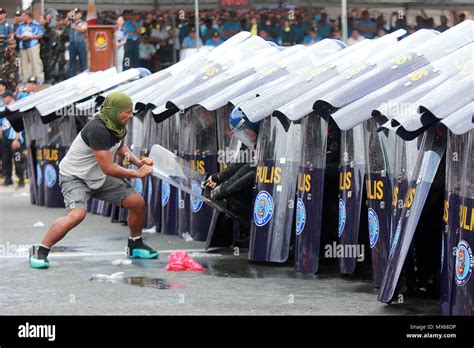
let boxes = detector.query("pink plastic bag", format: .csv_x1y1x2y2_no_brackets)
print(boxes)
165,251,206,271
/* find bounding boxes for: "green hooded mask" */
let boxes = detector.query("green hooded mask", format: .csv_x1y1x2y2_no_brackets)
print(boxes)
98,91,133,140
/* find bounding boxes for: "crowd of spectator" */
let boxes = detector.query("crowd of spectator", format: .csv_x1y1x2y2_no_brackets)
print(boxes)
0,6,469,89
0,5,470,187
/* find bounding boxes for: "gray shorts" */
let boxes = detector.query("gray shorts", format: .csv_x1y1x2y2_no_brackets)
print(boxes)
59,174,137,213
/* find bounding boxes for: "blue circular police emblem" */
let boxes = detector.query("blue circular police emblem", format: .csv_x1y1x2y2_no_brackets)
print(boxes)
253,190,274,227
455,240,473,287
338,199,346,237
368,208,380,248
390,222,402,256
44,164,57,188
190,180,203,213
134,178,143,195
36,164,42,185
295,198,306,236
161,181,170,207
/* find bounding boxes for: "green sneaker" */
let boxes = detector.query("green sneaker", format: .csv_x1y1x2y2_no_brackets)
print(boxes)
126,237,158,259
29,245,50,269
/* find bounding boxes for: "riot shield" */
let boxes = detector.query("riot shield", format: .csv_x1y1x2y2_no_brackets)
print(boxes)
150,34,275,121
364,118,396,287
22,110,48,205
450,129,474,315
169,39,343,113
161,114,180,235
313,20,473,114
441,132,465,315
29,111,50,207
149,144,240,221
199,45,307,112
331,42,473,132
249,116,302,263
338,123,366,274
176,107,219,241
41,113,77,208
294,113,328,273
275,29,436,124
140,111,158,229
378,126,447,303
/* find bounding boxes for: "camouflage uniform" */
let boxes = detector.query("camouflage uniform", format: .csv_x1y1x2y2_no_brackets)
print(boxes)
50,23,67,83
1,43,18,91
40,21,56,83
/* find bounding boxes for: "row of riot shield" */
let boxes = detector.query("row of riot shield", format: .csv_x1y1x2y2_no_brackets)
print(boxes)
22,110,84,208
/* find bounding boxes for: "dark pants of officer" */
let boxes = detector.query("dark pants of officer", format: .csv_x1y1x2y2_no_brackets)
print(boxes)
68,41,87,77
2,140,26,182
125,39,140,69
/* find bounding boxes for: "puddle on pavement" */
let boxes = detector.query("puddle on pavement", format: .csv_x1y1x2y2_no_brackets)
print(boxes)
90,276,185,290
200,258,318,280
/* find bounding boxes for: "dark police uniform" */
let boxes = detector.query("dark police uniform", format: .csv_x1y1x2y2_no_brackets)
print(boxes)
209,161,256,246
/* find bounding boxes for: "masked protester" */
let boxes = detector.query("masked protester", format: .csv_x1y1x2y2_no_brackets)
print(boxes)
29,92,158,269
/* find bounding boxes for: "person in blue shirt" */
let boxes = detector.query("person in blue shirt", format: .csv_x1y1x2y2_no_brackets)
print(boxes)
205,31,224,47
66,8,88,77
303,28,322,45
124,11,142,69
0,8,14,68
15,11,44,83
291,15,307,44
317,13,332,39
1,90,26,187
356,10,376,39
221,12,241,40
182,27,203,49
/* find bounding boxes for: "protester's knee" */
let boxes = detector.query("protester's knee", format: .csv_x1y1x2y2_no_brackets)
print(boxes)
122,194,145,211
68,208,87,225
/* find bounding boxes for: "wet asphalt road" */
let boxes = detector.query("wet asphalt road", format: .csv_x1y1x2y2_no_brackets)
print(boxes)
0,184,439,315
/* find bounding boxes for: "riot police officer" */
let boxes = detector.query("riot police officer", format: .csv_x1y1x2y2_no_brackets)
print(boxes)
204,108,260,247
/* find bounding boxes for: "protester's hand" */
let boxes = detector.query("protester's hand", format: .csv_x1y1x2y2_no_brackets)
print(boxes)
11,139,20,151
137,164,153,178
140,157,154,167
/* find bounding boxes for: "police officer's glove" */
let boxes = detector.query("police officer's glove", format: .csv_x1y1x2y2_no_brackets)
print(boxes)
210,185,222,200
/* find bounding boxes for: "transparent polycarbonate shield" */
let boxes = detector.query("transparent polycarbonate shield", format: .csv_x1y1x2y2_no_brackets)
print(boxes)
314,21,473,113
249,116,302,263
149,144,236,219
441,102,474,135
274,29,436,124
294,113,328,273
364,118,396,287
159,114,180,235
450,130,474,315
378,126,447,303
441,132,466,315
338,123,366,274
239,37,397,123
175,107,220,241
330,42,473,132
23,110,49,205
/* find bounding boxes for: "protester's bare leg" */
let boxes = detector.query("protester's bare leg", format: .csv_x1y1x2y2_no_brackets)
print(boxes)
40,208,87,247
121,194,145,238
